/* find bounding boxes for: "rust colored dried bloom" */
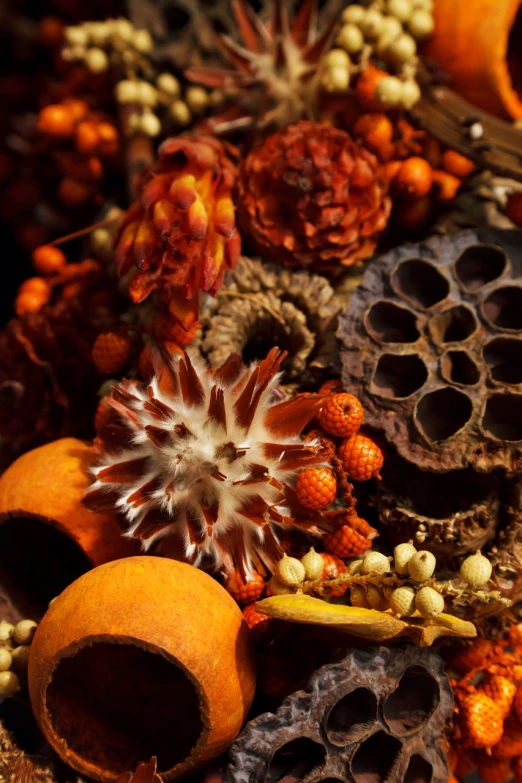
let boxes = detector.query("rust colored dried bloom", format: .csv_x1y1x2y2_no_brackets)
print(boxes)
237,121,391,269
85,347,326,577
115,134,241,329
117,758,161,783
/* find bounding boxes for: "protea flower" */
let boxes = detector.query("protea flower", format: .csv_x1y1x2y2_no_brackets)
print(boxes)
185,0,335,133
115,135,241,328
237,121,392,269
84,347,326,577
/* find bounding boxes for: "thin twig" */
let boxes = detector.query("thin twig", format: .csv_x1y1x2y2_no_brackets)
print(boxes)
50,215,120,246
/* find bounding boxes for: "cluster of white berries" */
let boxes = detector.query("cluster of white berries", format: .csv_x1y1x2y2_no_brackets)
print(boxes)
0,619,38,700
90,206,122,261
62,18,153,75
269,549,325,594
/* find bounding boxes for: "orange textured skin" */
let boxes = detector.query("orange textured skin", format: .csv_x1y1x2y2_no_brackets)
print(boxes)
476,754,514,783
295,467,337,509
479,675,517,718
448,638,495,674
242,603,273,641
461,693,504,749
323,524,372,559
424,0,522,120
28,556,256,782
493,717,522,759
0,438,136,566
394,157,433,200
338,434,384,481
226,569,265,606
318,393,364,438
91,332,132,374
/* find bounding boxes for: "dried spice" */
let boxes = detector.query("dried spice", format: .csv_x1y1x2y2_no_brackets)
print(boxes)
226,645,453,783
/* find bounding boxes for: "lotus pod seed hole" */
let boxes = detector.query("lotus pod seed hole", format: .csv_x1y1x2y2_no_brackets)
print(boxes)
350,730,402,783
371,354,428,399
391,259,449,308
383,666,439,736
440,350,480,386
455,245,508,292
482,286,522,330
266,738,326,783
45,641,203,775
415,388,473,441
326,687,378,746
483,337,522,384
0,517,91,620
429,305,477,344
365,301,420,343
482,393,522,441
404,754,434,783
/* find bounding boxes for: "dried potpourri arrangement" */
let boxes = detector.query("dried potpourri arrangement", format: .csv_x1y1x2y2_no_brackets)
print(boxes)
2,1,522,782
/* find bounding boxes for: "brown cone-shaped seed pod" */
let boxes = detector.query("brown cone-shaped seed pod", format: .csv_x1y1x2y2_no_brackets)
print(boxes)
340,228,522,474
0,438,137,620
29,556,256,782
225,645,453,783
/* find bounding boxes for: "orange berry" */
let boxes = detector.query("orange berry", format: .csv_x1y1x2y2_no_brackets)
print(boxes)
384,160,402,183
338,434,383,481
323,524,371,559
432,170,462,203
63,99,89,122
442,149,475,179
319,393,364,438
91,332,132,375
423,137,443,169
295,467,337,509
476,753,513,783
39,16,64,47
461,692,504,749
19,276,51,296
37,104,74,138
242,603,273,641
355,65,389,111
225,569,265,607
505,192,522,227
394,157,433,199
97,122,119,156
14,290,48,315
58,177,91,206
479,675,517,718
31,244,67,275
319,378,343,396
353,113,394,158
75,120,101,154
448,638,495,675
394,195,433,231
493,717,522,760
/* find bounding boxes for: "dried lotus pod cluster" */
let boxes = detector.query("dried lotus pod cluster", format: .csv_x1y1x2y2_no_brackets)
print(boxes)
225,645,453,783
0,618,38,700
340,228,522,474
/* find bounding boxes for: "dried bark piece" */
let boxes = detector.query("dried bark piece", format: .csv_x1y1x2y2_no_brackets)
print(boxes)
200,257,342,386
225,645,453,783
339,228,522,474
434,171,522,234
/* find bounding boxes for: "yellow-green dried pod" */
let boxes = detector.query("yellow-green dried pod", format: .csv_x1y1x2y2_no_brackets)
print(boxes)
276,554,306,587
389,586,416,617
460,552,493,588
347,559,363,576
408,550,436,582
350,584,369,608
0,670,20,699
12,620,37,646
394,541,417,575
301,548,325,581
415,586,444,618
361,551,390,576
366,584,389,611
0,621,13,646
0,648,12,672
267,575,295,596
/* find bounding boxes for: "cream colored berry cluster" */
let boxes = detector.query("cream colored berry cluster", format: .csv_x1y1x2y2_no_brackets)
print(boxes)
62,18,153,74
269,549,326,594
0,619,38,700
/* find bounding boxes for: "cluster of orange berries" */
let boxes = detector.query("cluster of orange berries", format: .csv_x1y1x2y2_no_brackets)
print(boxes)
449,630,522,783
37,98,119,208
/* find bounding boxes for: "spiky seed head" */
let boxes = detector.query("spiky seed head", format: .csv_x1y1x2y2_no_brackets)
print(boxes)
394,540,417,575
408,550,436,582
460,552,493,588
276,555,306,587
301,548,324,581
389,586,416,617
415,586,444,618
361,550,390,576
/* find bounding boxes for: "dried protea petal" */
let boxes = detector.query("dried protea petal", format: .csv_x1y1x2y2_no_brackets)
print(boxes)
85,347,328,576
114,134,240,327
237,122,391,270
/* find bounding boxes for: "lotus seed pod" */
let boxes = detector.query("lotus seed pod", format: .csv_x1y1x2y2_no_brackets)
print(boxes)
359,9,385,38
399,79,422,109
408,550,436,582
156,73,181,97
13,620,37,646
186,86,210,114
337,24,364,54
387,0,413,22
301,548,324,581
384,33,417,65
115,79,139,104
267,575,295,596
415,586,444,618
10,645,30,670
0,670,20,700
367,584,389,611
0,621,14,645
134,29,153,53
350,584,369,607
394,541,417,575
460,552,493,588
276,555,306,587
84,47,109,74
375,76,403,108
407,8,434,39
0,648,11,672
347,558,363,575
361,550,391,576
341,5,366,24
390,586,416,617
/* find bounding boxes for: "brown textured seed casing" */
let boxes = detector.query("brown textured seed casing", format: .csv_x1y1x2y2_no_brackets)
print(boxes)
225,645,453,783
28,556,256,782
340,229,522,474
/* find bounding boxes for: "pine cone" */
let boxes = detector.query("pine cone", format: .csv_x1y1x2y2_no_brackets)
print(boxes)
236,121,391,270
199,257,341,386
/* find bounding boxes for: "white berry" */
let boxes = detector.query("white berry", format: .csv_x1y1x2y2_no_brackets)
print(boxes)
342,5,366,24
337,24,365,54
301,548,324,581
408,9,434,40
394,541,417,575
0,671,20,700
408,550,436,582
361,551,391,576
460,552,493,588
389,586,416,617
277,554,306,587
415,586,444,618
